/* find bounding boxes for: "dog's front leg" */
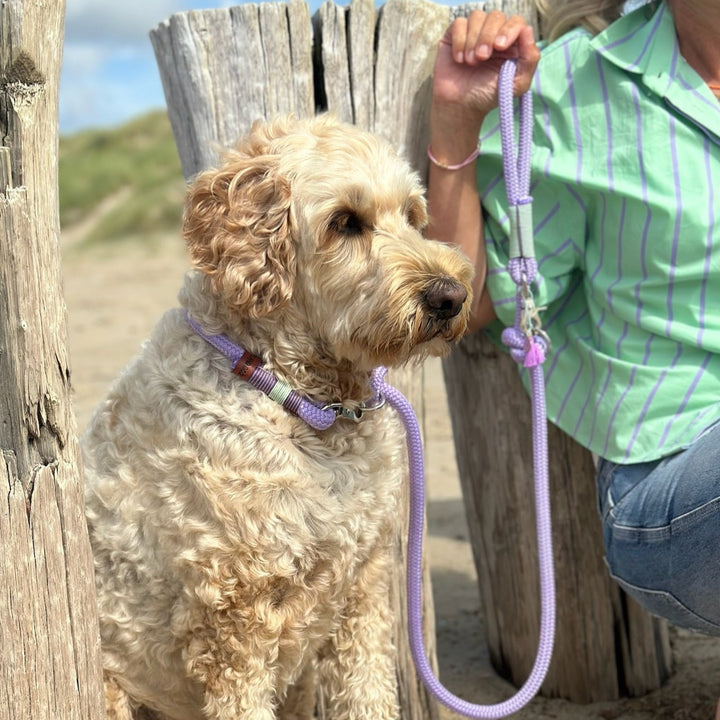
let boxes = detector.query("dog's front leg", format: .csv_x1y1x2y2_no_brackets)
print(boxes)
185,612,279,720
316,544,399,720
278,661,317,720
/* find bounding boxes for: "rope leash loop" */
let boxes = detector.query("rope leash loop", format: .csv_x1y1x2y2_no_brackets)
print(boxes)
389,58,556,718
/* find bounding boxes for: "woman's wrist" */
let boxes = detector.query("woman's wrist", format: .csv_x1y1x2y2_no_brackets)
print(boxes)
429,101,486,168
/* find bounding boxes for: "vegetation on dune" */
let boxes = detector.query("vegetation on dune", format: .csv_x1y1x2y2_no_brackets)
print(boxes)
59,110,187,245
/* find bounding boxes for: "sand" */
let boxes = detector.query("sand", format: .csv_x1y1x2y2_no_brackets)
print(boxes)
61,232,720,720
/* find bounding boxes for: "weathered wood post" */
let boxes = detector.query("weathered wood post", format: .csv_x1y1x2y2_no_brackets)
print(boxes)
150,1,465,716
0,1,106,719
442,0,674,704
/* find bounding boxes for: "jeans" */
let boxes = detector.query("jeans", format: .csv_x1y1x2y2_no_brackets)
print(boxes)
596,420,720,635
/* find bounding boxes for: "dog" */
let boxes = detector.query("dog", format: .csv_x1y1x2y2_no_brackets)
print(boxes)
82,114,473,720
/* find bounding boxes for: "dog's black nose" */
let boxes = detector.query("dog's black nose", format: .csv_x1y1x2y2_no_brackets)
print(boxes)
423,277,468,320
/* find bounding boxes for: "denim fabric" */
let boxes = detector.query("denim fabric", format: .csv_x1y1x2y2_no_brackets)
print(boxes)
596,420,720,635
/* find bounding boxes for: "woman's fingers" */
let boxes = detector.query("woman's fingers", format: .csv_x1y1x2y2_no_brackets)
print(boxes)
434,11,540,112
466,10,508,63
515,25,541,92
447,11,535,65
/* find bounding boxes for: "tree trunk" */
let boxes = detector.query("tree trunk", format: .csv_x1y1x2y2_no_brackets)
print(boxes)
0,1,105,719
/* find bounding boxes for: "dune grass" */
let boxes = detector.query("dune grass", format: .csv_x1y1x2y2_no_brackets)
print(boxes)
59,110,186,245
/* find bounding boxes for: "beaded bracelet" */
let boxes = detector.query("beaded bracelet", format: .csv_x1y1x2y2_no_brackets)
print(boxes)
427,143,480,170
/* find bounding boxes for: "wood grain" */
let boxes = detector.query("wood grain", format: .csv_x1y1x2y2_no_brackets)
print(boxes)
0,1,105,718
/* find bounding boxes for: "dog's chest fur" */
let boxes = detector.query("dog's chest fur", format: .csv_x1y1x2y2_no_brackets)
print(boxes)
83,309,406,714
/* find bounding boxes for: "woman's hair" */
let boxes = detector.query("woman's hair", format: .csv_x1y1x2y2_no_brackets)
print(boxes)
534,0,644,42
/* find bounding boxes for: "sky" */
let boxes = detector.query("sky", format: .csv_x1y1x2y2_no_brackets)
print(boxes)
60,0,328,134
61,0,644,136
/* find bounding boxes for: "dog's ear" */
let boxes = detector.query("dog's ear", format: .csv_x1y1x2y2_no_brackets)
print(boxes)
183,142,295,319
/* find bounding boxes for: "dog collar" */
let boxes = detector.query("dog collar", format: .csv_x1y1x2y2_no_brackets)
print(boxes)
185,312,385,430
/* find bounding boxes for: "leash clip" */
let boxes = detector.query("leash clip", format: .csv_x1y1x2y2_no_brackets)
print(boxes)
323,394,386,423
519,278,550,346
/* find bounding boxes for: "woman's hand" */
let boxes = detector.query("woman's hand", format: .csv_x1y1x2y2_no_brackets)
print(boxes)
426,12,539,332
431,11,540,140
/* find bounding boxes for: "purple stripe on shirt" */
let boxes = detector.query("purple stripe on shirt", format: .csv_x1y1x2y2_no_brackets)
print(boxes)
544,274,584,331
631,84,651,327
555,336,592,424
688,406,720,441
534,70,553,178
595,4,665,69
589,194,608,289
538,236,582,270
698,136,713,347
545,307,589,384
480,172,503,203
622,342,684,460
657,352,712,448
665,116,681,338
596,53,614,189
602,364,638,459
668,35,679,82
535,201,560,239
565,183,587,214
605,198,627,315
615,320,629,359
563,43,583,183
675,74,720,115
588,359,622,453
572,348,598,436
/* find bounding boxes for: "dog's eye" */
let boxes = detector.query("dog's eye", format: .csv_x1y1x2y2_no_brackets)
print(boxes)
331,211,365,236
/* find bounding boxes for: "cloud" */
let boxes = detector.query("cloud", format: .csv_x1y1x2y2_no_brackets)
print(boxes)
64,0,190,45
60,0,201,132
59,0,332,133
60,42,165,133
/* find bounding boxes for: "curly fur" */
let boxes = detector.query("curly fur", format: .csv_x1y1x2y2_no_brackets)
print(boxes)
83,114,473,720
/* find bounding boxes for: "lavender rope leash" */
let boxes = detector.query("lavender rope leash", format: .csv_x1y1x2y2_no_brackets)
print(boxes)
380,59,555,717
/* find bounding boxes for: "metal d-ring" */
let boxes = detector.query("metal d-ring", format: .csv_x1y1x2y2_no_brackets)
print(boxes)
323,394,386,423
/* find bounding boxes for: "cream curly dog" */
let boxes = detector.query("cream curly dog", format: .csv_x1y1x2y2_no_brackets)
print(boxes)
83,114,472,720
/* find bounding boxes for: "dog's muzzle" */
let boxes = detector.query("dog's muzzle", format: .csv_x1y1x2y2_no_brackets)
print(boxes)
422,277,468,320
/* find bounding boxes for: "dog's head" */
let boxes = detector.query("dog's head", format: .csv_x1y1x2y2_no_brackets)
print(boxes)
183,114,473,369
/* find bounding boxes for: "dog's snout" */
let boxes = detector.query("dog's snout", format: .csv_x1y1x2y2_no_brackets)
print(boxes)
422,277,468,320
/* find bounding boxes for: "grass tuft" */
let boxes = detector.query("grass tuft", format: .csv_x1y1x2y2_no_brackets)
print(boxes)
59,110,186,246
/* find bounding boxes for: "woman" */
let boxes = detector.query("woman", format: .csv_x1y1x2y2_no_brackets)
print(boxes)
428,0,720,710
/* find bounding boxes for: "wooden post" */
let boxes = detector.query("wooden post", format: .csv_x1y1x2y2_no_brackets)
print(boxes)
443,332,673,702
439,2,673,703
0,1,106,719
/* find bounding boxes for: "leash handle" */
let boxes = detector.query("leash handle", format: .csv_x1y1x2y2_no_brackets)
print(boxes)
499,59,538,287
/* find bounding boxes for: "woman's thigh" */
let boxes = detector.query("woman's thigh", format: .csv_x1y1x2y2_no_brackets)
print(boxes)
596,421,720,635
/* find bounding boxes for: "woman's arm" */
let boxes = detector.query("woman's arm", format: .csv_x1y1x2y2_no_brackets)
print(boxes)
426,11,540,332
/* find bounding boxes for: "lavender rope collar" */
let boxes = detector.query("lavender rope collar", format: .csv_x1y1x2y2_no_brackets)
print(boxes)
185,312,385,430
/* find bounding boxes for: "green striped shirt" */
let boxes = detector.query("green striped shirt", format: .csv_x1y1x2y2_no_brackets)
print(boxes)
480,1,720,463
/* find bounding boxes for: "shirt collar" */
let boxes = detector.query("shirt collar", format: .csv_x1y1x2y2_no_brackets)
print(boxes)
590,1,720,143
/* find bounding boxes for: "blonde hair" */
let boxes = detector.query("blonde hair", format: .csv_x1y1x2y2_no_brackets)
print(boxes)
534,0,636,42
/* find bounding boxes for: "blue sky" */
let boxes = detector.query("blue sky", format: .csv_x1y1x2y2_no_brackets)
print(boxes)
60,0,330,134
61,0,644,135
